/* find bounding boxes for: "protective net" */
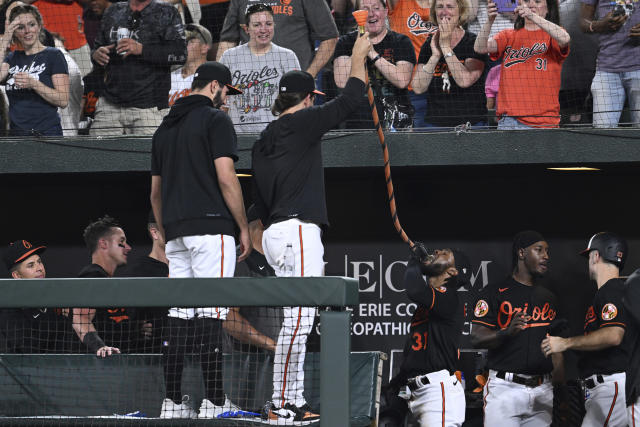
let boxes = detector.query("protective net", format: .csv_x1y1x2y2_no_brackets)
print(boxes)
0,301,324,425
1,0,637,137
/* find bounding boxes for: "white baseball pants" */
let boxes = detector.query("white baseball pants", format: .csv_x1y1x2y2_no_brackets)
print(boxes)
263,219,324,408
582,372,627,427
407,369,465,427
166,234,236,320
483,370,553,427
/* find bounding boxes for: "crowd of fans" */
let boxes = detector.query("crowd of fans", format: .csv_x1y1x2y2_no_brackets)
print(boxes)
0,0,638,135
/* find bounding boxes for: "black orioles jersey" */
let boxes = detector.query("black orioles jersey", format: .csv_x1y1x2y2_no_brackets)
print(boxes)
578,277,629,378
472,277,558,375
400,258,463,378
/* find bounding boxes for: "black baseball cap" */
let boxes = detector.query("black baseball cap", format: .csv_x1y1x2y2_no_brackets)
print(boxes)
3,240,46,270
193,61,242,95
279,70,325,96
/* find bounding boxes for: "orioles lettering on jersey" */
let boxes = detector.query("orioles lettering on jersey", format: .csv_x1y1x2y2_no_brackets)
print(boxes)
503,42,548,68
270,4,293,15
250,0,294,16
497,301,556,328
405,12,437,36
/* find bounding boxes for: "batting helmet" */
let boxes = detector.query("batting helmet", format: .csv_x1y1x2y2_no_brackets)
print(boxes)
580,232,628,269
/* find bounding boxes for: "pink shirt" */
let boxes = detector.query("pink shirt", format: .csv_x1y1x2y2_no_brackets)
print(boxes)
485,65,501,100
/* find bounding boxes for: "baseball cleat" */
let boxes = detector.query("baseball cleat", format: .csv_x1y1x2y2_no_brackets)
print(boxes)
197,396,242,418
285,403,320,422
159,395,197,419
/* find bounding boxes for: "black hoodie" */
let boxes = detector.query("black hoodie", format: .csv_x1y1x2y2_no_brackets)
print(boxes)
151,95,238,241
251,77,365,228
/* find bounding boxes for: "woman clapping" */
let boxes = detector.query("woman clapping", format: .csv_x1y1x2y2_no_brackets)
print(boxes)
411,0,488,129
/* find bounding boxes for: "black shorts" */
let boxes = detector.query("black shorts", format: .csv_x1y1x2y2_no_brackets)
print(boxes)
162,316,224,356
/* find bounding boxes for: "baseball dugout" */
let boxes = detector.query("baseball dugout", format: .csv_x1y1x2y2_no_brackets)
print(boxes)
0,276,385,426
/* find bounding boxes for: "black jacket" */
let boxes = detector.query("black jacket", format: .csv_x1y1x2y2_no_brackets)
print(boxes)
92,0,186,108
252,77,365,228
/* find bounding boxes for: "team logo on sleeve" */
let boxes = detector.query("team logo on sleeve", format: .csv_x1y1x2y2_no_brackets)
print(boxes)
474,300,489,317
601,303,618,321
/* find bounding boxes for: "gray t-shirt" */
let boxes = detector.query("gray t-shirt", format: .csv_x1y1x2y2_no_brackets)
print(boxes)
220,43,300,133
581,0,640,72
219,0,338,70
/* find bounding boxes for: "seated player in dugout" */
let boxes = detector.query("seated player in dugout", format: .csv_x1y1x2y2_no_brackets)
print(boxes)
1,240,77,353
396,244,469,426
73,215,138,357
115,210,170,353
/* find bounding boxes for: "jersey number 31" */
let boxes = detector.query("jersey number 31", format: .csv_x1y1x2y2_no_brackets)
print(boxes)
411,331,428,351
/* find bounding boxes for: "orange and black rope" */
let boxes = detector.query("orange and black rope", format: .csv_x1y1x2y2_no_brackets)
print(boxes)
354,14,416,250
365,77,414,249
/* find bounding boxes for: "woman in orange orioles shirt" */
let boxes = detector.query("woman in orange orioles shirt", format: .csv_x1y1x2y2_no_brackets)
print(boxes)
474,0,570,129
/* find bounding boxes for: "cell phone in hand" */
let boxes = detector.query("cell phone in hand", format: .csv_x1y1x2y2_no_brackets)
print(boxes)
495,0,517,13
612,3,625,16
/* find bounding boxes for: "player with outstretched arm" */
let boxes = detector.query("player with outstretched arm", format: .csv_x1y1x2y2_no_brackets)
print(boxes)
251,31,371,423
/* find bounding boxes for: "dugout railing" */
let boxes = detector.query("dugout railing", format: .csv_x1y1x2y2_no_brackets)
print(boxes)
0,276,374,427
2,128,640,176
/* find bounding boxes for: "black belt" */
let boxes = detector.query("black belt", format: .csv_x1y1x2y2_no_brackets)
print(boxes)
407,372,454,392
407,376,429,392
268,217,320,228
496,371,546,388
584,375,604,389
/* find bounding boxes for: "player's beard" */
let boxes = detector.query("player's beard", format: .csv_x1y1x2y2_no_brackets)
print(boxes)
420,260,449,276
212,89,224,109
